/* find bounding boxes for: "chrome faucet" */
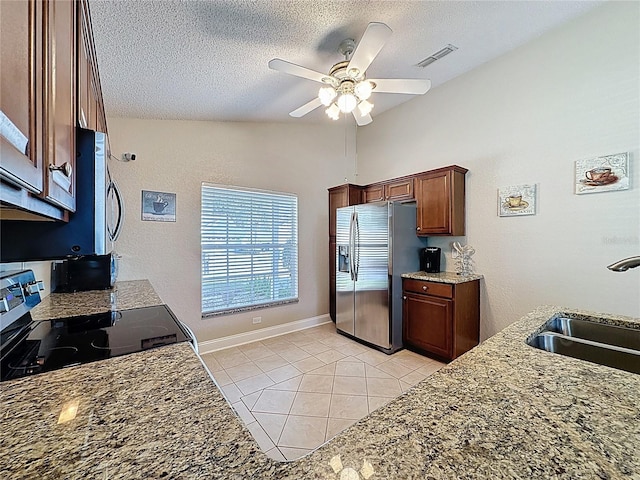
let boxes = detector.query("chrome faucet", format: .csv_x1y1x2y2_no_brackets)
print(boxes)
607,256,640,272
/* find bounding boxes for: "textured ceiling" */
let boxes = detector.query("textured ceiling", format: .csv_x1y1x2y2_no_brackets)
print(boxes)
90,0,602,124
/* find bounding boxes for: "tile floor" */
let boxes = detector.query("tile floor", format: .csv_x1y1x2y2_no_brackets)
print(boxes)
199,322,445,461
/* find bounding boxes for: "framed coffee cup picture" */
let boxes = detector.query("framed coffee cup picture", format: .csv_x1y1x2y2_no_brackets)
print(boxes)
142,190,176,222
498,184,536,217
575,152,629,195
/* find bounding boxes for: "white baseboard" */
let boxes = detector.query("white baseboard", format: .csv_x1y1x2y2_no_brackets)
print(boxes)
197,314,332,355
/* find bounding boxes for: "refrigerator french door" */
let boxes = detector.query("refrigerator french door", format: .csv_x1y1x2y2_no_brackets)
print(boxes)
335,201,425,353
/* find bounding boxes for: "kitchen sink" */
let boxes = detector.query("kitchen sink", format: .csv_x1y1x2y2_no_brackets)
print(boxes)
528,316,640,374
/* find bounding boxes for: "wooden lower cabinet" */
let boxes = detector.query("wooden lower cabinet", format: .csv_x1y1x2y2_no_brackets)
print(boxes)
402,278,480,361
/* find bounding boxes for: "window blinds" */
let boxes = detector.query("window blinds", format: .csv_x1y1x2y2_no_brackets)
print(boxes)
201,184,298,315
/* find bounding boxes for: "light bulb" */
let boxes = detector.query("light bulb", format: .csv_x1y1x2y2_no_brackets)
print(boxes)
357,100,373,116
318,86,337,106
337,93,357,113
326,103,340,120
354,80,373,100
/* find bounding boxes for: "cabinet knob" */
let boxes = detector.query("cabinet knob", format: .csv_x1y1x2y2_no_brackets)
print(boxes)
422,285,428,291
49,162,73,178
402,296,407,300
416,226,421,231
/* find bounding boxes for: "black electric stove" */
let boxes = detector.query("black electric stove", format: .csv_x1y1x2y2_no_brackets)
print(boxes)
0,270,194,382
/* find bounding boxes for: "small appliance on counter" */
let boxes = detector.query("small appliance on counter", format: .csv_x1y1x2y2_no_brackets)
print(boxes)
420,247,441,273
0,269,195,382
51,253,118,292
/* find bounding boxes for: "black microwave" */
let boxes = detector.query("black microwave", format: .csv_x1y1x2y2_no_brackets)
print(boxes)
51,254,118,293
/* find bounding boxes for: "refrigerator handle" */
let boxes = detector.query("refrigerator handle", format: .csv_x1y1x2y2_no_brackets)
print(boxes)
353,212,360,281
349,212,356,281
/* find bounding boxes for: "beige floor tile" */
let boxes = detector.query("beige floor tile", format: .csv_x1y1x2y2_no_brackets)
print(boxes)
220,383,243,404
241,391,262,410
278,346,311,363
335,361,366,377
400,369,428,387
299,342,332,355
400,380,413,393
225,362,263,382
366,377,402,397
265,447,286,462
210,370,233,387
266,364,303,384
315,349,347,364
253,412,288,444
307,363,336,376
212,348,251,369
291,356,326,373
329,394,369,420
298,374,333,394
246,421,275,452
367,396,394,413
278,415,328,449
235,373,275,396
417,361,446,376
332,376,367,396
391,351,432,370
376,359,413,379
200,354,222,372
254,354,289,373
289,392,331,417
267,375,302,392
252,389,296,414
339,343,369,356
231,401,255,426
325,417,357,441
238,343,275,361
364,364,394,379
355,349,390,366
279,446,311,461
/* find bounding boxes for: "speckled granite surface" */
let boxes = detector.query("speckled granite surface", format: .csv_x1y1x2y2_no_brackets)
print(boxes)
402,271,484,284
30,280,163,321
2,305,638,479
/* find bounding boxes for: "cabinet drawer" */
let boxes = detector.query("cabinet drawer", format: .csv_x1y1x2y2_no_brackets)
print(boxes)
403,279,453,298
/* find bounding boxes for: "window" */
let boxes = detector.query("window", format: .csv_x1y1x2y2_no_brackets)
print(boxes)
201,184,298,316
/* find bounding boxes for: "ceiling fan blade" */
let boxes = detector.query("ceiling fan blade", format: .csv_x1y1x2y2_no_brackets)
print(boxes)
352,109,372,126
269,58,329,84
347,22,392,76
289,98,323,118
369,78,432,95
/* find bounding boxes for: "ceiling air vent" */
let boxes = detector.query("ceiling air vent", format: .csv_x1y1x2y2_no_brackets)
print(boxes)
416,44,458,68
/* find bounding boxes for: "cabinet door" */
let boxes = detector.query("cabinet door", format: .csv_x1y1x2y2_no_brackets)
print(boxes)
0,0,44,193
403,292,452,359
385,178,414,201
363,184,384,203
329,237,337,321
415,171,451,235
44,0,76,211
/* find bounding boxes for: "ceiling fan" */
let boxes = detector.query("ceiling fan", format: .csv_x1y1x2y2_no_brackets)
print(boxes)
268,22,431,126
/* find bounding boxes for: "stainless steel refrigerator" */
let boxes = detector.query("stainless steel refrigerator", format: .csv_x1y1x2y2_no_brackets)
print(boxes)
335,201,426,353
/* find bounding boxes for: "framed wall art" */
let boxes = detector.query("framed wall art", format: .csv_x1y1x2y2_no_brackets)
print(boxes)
142,190,176,222
575,152,629,195
498,184,536,217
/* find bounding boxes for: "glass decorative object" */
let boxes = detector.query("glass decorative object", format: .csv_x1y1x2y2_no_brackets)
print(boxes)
453,242,475,276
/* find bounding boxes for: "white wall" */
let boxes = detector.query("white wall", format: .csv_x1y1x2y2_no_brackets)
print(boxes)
357,2,640,339
107,118,354,342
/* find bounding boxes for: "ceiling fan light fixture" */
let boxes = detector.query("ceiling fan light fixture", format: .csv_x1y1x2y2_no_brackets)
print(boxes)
354,80,373,100
326,103,340,120
318,86,337,106
358,100,374,116
337,93,357,113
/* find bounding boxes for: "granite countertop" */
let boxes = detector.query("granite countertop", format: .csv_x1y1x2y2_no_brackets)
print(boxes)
30,280,163,321
2,304,638,478
402,271,484,284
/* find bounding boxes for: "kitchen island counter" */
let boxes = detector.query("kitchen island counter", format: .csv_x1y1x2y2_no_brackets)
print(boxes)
2,305,638,479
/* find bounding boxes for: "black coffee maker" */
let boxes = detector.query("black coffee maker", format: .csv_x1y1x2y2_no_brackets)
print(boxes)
420,247,441,273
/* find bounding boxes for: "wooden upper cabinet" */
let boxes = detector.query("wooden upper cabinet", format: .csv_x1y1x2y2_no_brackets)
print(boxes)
364,178,414,203
415,166,467,236
44,0,77,212
328,184,362,236
0,0,44,194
